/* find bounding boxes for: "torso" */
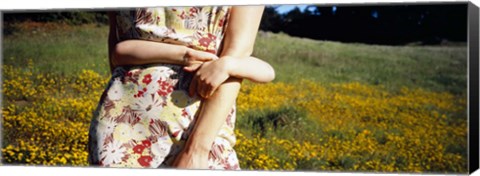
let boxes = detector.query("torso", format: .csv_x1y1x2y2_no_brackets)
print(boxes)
115,6,231,54
88,6,240,169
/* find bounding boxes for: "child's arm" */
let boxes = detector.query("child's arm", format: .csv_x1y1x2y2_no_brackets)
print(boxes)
185,55,274,98
220,55,275,83
112,40,218,67
172,6,265,169
107,12,217,69
184,55,275,83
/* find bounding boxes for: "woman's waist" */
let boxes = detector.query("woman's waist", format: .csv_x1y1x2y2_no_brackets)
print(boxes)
113,62,183,71
118,35,220,55
110,63,194,92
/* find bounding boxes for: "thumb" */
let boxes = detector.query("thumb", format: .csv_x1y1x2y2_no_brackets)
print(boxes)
196,56,215,62
183,64,200,72
183,66,194,72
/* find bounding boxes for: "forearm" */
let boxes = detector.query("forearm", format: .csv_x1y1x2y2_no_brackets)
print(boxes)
184,56,245,152
107,12,188,69
112,40,189,67
225,56,275,83
185,78,241,152
182,5,264,152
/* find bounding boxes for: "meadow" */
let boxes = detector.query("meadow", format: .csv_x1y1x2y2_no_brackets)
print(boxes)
1,22,468,173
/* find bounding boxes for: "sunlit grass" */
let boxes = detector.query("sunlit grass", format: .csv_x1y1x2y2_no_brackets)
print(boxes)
3,22,110,76
1,22,468,173
254,31,467,94
235,81,466,173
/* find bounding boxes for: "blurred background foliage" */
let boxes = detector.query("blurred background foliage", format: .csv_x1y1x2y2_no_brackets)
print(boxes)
4,3,467,45
1,3,468,173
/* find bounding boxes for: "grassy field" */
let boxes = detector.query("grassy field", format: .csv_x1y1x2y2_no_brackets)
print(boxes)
1,22,468,173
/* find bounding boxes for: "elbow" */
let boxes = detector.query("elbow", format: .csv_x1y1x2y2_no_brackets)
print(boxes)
257,65,275,83
244,47,254,57
111,47,122,67
223,45,254,58
114,41,130,58
112,41,132,66
266,66,276,82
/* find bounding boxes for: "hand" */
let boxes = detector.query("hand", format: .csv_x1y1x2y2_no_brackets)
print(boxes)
172,147,210,169
185,57,234,99
183,48,219,71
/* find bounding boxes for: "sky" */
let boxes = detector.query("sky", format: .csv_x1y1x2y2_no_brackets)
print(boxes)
275,5,310,14
275,5,377,18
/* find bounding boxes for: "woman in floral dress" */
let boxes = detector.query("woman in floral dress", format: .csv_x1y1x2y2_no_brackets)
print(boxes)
88,6,273,169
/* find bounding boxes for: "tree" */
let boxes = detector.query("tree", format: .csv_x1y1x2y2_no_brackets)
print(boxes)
259,6,284,33
259,4,467,45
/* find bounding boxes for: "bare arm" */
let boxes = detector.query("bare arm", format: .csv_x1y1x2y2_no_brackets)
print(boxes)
107,12,218,70
189,6,267,98
184,55,275,84
113,40,218,67
173,6,265,169
226,56,275,83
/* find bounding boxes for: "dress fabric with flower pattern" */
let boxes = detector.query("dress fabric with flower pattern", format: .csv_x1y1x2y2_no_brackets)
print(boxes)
87,6,240,170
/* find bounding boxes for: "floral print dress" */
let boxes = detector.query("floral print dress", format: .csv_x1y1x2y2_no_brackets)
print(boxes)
87,6,240,169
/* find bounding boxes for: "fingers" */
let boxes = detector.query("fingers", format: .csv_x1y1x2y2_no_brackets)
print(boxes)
195,55,215,62
197,50,219,61
183,64,202,72
191,76,215,99
191,76,213,99
203,84,213,99
189,76,198,97
188,49,219,61
197,79,211,99
202,81,217,99
196,78,204,98
208,86,218,98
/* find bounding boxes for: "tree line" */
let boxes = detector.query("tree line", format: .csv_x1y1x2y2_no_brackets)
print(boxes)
261,4,468,45
3,3,468,45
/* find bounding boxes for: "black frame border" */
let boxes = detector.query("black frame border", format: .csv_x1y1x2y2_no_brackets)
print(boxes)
468,1,479,175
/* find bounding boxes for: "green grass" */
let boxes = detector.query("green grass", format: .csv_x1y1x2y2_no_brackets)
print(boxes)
254,31,467,95
3,23,110,77
1,22,468,172
3,23,467,95
237,106,321,141
2,22,468,142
